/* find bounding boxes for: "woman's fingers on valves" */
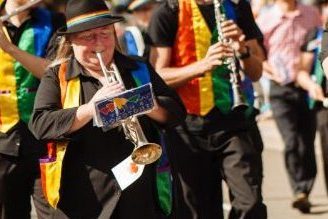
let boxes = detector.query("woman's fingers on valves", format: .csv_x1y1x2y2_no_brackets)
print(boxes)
102,83,124,95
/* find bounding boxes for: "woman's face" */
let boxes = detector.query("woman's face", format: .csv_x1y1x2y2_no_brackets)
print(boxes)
69,25,116,73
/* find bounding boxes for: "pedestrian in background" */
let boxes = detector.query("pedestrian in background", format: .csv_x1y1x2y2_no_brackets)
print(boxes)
257,0,321,213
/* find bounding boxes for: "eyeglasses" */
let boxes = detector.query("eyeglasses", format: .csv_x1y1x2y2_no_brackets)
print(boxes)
73,29,114,42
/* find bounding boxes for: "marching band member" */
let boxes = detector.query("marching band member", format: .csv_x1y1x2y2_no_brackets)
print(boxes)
0,0,64,218
28,0,185,218
148,0,266,218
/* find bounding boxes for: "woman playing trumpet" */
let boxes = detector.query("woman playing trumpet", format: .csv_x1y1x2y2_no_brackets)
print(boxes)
28,0,185,218
0,0,64,218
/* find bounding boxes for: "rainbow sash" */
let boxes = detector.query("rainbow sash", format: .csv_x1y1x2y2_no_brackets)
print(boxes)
0,9,53,133
172,0,254,116
39,63,80,208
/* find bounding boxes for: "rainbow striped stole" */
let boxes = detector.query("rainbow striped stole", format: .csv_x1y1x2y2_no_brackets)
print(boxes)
39,63,81,208
172,0,254,116
0,9,53,133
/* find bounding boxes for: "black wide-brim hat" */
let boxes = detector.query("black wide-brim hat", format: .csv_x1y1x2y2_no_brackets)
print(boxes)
58,0,124,35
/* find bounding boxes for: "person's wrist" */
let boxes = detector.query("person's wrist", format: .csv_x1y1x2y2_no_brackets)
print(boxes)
1,42,13,54
198,59,210,76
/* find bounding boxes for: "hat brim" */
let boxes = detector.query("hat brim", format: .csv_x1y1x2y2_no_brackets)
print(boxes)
57,15,124,35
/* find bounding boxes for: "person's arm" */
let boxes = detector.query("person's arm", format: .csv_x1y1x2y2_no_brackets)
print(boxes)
0,23,51,79
298,52,325,101
149,43,232,88
29,70,127,140
29,68,78,140
150,28,261,87
239,38,264,81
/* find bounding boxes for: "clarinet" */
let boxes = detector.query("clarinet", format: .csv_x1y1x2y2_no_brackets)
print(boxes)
214,0,248,111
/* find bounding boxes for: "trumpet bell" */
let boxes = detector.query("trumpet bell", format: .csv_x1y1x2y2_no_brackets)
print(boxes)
131,143,162,165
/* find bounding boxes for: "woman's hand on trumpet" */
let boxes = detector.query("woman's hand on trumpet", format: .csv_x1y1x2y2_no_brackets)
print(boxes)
87,81,125,114
67,81,124,134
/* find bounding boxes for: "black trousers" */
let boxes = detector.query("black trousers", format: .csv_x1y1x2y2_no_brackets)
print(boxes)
316,108,328,195
0,153,51,219
166,121,267,219
270,82,317,195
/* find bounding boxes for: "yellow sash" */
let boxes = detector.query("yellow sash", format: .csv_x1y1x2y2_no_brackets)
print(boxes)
40,63,80,208
0,26,19,133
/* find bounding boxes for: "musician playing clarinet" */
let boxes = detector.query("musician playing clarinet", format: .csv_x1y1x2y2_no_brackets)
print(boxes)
148,0,266,218
0,0,65,218
28,0,185,218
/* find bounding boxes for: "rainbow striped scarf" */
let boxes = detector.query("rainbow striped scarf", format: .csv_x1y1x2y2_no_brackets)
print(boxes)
0,9,53,133
172,0,254,116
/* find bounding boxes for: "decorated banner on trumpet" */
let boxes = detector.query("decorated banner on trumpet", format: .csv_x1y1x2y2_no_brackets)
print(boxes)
94,83,155,127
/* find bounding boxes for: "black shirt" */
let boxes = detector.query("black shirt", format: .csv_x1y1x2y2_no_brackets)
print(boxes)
0,9,65,156
147,0,262,133
148,0,262,47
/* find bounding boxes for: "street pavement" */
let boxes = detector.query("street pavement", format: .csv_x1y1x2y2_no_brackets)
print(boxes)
246,119,328,219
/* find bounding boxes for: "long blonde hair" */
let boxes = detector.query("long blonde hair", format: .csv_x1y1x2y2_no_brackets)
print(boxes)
49,36,72,68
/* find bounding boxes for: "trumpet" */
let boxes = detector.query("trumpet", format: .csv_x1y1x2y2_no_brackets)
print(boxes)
0,0,43,22
214,0,248,111
96,52,162,165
